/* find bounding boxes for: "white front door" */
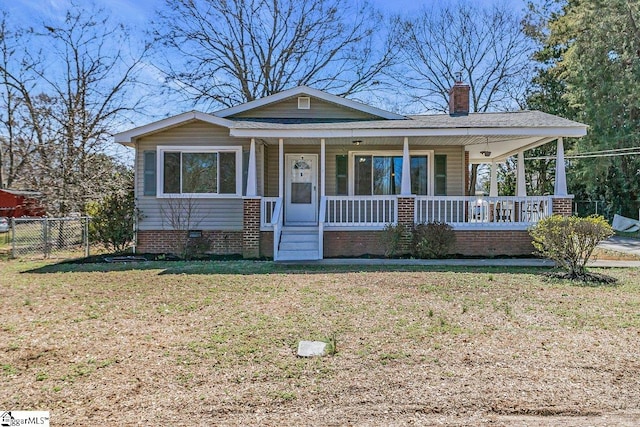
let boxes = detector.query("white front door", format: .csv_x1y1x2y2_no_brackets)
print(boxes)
285,154,317,224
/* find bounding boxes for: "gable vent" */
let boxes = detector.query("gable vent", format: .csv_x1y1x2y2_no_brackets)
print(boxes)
297,96,310,109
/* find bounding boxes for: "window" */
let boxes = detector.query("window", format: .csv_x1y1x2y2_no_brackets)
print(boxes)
352,152,432,195
157,146,241,197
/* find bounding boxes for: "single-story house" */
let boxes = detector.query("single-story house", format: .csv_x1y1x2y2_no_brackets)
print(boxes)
115,82,586,260
0,189,46,218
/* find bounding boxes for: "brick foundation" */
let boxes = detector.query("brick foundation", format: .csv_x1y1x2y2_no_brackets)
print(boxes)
452,229,534,257
323,231,387,258
320,229,535,258
260,232,274,258
243,198,261,259
139,227,535,258
137,230,242,255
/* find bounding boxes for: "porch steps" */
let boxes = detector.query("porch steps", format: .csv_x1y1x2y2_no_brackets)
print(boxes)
277,227,320,261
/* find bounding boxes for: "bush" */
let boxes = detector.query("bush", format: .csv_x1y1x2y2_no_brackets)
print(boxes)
183,235,212,260
87,190,138,253
529,215,614,279
380,223,406,257
412,221,456,259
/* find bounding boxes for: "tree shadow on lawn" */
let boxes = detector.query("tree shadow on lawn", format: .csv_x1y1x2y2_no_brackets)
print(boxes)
23,258,550,276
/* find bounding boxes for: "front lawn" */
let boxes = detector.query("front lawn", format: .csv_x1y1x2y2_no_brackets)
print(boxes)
1,260,639,425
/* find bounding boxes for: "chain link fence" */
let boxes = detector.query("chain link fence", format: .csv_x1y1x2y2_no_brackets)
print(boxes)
573,200,607,217
9,217,90,259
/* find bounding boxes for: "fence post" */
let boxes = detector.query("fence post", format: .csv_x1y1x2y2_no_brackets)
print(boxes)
43,218,49,258
11,218,16,258
84,217,90,258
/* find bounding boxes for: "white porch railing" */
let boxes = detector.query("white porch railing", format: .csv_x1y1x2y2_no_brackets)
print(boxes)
415,196,553,226
261,197,279,229
318,196,326,257
271,198,283,261
323,196,397,227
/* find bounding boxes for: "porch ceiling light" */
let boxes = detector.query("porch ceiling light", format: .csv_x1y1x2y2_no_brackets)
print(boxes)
480,137,491,157
352,139,362,145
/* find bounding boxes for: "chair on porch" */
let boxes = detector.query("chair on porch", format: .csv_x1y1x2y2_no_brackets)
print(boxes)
494,202,512,222
522,199,546,222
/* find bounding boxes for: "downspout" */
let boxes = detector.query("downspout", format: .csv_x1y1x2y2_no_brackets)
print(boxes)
133,138,138,254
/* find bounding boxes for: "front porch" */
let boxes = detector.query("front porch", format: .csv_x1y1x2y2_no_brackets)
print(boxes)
241,133,575,260
254,194,571,260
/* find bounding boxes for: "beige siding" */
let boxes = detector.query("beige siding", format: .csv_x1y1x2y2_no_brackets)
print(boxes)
135,121,257,231
231,97,379,120
438,146,465,196
263,143,465,197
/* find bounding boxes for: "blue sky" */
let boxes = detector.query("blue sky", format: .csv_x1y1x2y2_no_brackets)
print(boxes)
8,0,529,26
5,0,531,121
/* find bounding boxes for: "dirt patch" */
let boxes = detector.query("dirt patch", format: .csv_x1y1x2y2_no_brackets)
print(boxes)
1,260,639,425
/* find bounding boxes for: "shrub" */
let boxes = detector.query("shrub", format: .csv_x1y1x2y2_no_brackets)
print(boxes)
380,223,406,257
87,189,138,252
529,215,614,279
413,221,456,258
183,236,212,260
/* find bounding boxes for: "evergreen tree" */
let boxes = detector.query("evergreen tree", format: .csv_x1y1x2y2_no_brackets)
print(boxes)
528,0,640,217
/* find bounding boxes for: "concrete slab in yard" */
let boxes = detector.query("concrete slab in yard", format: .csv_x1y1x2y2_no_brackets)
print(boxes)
297,340,327,357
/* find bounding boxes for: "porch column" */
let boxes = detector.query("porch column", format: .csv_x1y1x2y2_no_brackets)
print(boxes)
246,138,257,197
489,161,498,197
554,137,568,196
516,150,527,197
401,137,411,195
278,138,284,198
320,138,326,197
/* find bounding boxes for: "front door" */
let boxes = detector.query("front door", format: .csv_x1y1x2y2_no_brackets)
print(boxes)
285,154,317,224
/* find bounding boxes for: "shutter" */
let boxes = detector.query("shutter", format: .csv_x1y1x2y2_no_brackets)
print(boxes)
434,155,447,196
143,151,157,196
336,155,348,195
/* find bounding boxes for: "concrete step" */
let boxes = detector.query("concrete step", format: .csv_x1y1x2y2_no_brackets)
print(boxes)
277,249,320,261
280,240,319,251
277,227,320,260
280,233,318,243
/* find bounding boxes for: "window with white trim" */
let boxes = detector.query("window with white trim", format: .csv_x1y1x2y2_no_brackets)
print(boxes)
157,146,242,197
350,151,434,195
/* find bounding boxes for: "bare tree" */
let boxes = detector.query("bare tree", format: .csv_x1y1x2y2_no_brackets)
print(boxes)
399,2,534,113
154,0,398,110
0,4,149,215
398,1,535,194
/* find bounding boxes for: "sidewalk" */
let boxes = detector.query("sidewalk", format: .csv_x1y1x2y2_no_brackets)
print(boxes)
288,258,640,268
598,235,640,256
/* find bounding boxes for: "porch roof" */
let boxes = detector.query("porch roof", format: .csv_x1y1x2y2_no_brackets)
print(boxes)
229,110,586,162
115,108,586,163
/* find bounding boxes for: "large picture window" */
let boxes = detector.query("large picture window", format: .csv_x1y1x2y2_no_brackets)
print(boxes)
352,152,432,195
157,146,241,197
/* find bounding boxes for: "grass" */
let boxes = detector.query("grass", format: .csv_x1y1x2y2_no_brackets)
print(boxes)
1,258,640,425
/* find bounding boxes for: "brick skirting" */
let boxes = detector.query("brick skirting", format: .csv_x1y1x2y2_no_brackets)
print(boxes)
137,230,242,255
138,228,535,258
452,229,534,257
320,228,534,258
260,232,274,258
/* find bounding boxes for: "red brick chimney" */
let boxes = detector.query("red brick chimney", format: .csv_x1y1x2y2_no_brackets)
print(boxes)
449,76,470,116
